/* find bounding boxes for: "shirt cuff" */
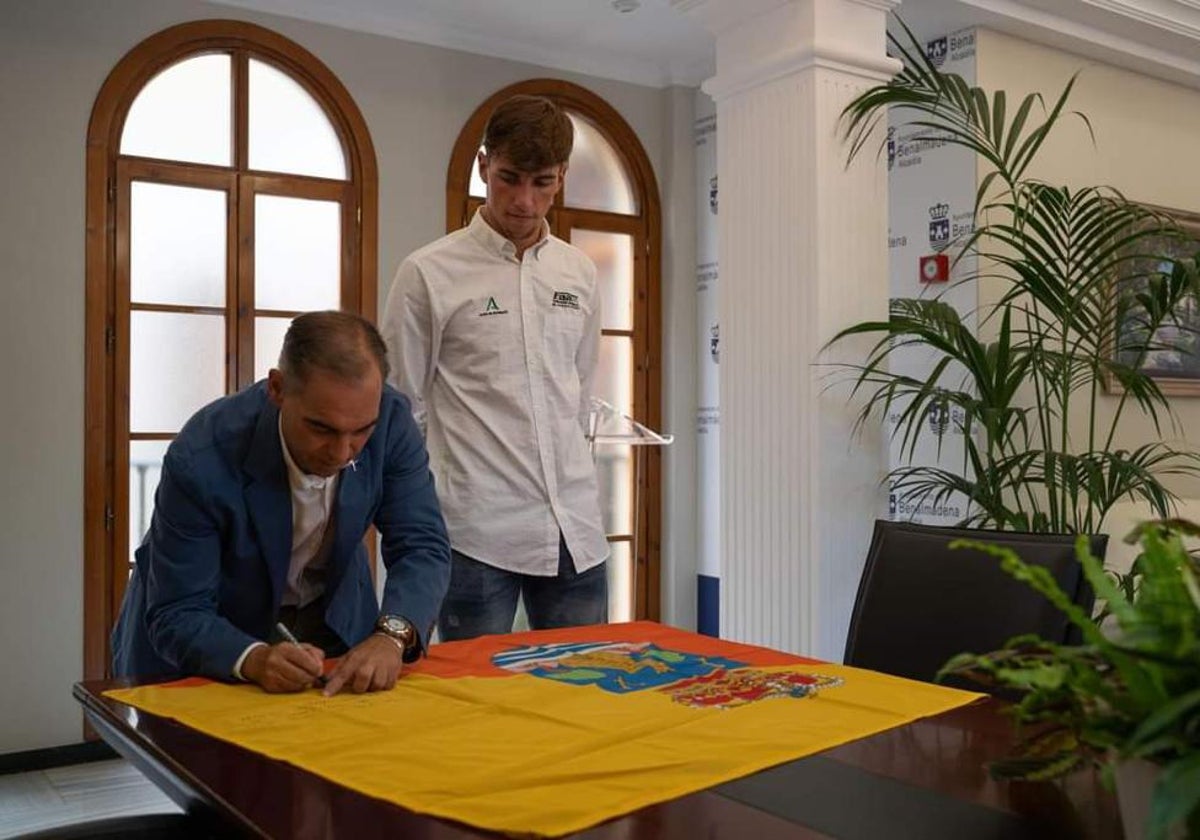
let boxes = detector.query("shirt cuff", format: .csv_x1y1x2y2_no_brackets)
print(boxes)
233,641,268,681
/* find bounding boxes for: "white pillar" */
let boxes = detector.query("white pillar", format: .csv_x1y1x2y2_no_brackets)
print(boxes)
677,0,899,659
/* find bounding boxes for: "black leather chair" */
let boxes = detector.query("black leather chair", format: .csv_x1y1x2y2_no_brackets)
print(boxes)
843,520,1105,690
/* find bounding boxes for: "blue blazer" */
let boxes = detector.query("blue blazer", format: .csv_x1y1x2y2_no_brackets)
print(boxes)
112,381,451,681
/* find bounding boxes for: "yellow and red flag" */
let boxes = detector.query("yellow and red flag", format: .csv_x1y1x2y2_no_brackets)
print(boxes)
106,621,980,836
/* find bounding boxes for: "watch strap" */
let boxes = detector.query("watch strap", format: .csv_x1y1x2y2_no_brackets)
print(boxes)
374,632,408,658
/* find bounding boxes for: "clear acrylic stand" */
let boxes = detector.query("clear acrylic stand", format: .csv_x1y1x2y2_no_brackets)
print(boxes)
587,396,675,449
586,397,673,619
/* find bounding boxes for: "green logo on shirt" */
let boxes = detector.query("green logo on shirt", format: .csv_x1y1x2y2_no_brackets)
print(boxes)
479,296,509,316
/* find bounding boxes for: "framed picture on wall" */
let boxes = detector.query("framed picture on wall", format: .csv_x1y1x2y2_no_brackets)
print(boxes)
1108,205,1200,396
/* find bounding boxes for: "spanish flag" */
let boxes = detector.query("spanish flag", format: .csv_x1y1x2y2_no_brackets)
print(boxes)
106,621,980,836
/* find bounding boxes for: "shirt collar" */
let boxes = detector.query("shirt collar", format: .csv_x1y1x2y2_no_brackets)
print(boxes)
278,413,333,492
469,207,550,260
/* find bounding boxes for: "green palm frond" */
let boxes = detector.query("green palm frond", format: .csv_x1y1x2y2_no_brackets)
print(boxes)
842,19,1091,208
827,18,1200,535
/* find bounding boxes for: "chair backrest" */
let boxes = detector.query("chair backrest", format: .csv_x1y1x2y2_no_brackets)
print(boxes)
843,520,1106,688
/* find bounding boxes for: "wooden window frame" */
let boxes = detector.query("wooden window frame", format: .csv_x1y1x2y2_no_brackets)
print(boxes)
446,79,663,620
84,20,378,684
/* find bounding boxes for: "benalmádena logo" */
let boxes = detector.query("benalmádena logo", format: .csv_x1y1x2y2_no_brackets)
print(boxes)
925,36,948,67
492,641,842,709
928,201,950,247
479,296,508,316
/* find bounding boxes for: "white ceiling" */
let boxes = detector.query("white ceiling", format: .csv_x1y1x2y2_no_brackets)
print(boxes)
213,0,1200,91
211,0,717,87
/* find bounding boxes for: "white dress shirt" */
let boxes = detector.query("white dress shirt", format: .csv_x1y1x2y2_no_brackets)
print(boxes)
382,209,609,576
231,416,339,678
278,415,338,608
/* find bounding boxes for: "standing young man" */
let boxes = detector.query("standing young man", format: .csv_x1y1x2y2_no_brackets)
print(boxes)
382,94,608,640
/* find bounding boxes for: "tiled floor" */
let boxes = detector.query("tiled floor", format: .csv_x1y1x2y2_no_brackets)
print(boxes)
0,759,179,838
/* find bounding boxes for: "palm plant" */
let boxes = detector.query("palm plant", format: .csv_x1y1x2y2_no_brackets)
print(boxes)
831,21,1200,534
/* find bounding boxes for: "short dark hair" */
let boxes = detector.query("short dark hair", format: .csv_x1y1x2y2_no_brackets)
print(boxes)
483,94,573,170
278,310,389,389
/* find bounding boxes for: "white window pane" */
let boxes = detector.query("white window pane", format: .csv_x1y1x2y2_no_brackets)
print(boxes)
565,113,637,215
571,229,633,331
130,182,226,307
608,541,632,623
120,54,231,166
595,335,633,417
130,312,225,432
596,444,633,536
128,439,171,565
249,58,346,180
255,316,292,382
254,195,341,311
469,144,486,198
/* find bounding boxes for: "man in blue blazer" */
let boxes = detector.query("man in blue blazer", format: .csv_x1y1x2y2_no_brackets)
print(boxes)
112,311,451,695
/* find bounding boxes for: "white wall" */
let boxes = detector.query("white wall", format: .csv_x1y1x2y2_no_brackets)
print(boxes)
0,0,695,753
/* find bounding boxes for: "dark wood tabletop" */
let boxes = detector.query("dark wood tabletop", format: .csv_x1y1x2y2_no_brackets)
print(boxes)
74,679,1120,840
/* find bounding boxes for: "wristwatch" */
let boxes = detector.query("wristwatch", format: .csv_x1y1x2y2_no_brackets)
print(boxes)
375,614,416,654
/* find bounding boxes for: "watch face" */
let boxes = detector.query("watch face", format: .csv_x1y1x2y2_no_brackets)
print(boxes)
379,615,412,642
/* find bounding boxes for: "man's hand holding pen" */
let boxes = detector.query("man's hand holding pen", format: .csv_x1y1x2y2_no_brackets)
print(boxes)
243,621,406,696
242,633,326,694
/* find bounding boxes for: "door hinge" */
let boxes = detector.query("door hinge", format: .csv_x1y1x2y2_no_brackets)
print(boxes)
104,504,114,533
357,206,362,225
105,325,116,354
107,179,116,202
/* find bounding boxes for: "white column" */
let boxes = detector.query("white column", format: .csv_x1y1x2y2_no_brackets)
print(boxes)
677,0,899,659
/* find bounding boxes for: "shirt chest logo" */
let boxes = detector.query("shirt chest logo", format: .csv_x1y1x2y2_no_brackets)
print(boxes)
479,296,509,316
552,291,580,311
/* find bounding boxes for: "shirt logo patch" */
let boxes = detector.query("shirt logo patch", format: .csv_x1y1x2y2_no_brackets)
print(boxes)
552,291,580,310
479,296,508,316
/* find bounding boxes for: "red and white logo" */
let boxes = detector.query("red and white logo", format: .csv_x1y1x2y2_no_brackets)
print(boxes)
919,254,949,283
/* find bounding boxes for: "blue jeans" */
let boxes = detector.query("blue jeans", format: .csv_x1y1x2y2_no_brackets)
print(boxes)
437,535,607,641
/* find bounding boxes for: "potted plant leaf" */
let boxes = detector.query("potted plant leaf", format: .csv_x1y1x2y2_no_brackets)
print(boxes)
939,520,1200,839
832,20,1200,534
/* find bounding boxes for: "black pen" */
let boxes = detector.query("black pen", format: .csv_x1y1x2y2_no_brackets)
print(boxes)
274,621,328,687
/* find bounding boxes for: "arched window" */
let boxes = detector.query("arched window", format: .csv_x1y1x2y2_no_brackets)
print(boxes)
83,21,378,680
447,80,662,622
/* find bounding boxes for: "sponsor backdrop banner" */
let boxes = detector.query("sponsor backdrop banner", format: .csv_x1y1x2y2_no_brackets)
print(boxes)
695,92,720,634
886,29,978,526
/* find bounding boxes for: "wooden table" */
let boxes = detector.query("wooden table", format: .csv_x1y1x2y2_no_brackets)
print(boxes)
74,679,1119,839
